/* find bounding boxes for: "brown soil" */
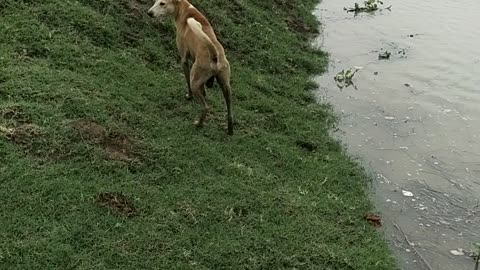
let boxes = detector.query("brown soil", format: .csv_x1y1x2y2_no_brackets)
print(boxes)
365,213,383,228
72,120,107,144
72,120,136,162
104,132,134,162
95,192,137,217
0,105,44,152
7,124,42,145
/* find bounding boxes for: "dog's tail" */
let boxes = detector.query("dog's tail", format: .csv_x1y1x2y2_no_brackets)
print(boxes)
187,18,219,63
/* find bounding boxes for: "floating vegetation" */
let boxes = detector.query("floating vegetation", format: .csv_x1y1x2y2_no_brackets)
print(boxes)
334,67,363,90
344,0,391,14
375,45,408,60
397,48,407,58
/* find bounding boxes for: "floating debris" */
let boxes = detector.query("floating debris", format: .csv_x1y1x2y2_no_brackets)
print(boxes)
450,249,465,256
344,0,392,14
378,51,391,60
397,48,407,57
402,190,414,197
334,67,363,90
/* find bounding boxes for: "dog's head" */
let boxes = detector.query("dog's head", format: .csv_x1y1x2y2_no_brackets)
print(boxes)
147,0,180,18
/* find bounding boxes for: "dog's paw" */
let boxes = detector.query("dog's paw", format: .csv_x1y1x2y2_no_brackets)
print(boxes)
185,93,193,100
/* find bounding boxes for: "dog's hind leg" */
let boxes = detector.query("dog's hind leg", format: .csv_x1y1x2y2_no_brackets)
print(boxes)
200,76,215,99
216,66,234,135
190,66,211,128
181,58,193,100
192,83,209,127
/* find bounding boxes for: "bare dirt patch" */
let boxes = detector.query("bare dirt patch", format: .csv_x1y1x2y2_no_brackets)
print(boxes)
104,132,134,162
72,120,137,162
365,213,383,228
1,105,31,124
95,192,137,217
1,123,42,145
9,124,42,145
72,120,107,144
0,105,47,154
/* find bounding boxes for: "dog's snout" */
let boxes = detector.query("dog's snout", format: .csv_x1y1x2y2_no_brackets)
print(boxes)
147,10,154,17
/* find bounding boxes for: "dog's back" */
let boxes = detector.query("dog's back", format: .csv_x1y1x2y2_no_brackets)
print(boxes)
179,5,226,64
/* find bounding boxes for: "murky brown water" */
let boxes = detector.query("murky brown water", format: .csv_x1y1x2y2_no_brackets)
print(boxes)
313,0,480,269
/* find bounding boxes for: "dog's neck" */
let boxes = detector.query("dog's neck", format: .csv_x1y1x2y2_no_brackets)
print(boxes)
173,0,193,27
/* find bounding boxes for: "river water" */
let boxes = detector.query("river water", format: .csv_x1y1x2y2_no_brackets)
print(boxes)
313,0,480,269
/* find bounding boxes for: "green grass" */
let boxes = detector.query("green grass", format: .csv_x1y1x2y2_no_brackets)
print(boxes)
0,0,396,269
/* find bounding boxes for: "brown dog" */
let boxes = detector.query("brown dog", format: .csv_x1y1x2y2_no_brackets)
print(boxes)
148,0,233,135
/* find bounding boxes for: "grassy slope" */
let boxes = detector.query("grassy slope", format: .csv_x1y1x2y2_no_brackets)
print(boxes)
0,0,396,269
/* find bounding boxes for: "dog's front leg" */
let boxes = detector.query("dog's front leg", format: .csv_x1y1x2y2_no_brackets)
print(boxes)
181,59,193,100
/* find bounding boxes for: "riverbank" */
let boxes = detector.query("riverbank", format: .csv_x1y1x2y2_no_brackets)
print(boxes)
0,0,396,268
